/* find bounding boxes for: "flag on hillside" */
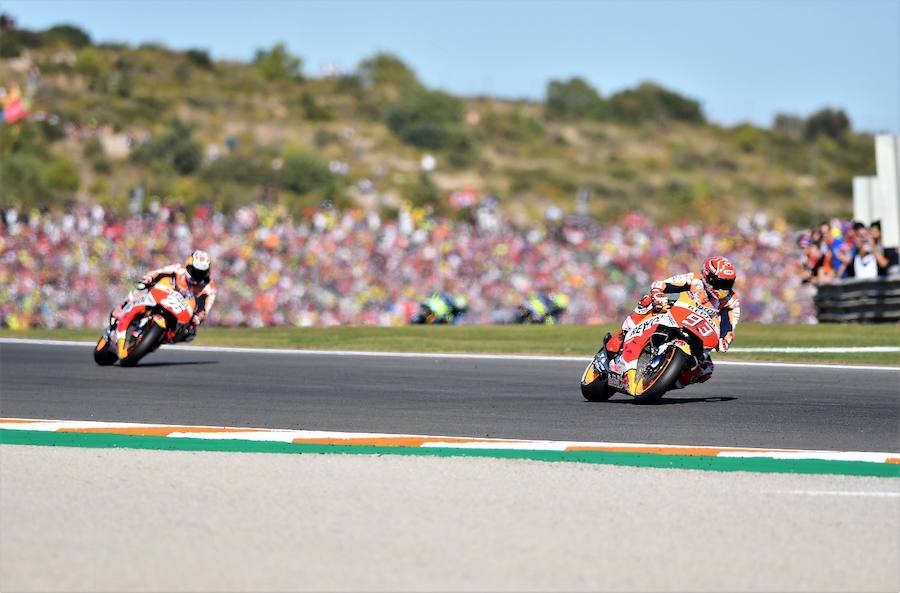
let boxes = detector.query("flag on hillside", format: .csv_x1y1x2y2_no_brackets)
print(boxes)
2,97,28,123
1,83,28,124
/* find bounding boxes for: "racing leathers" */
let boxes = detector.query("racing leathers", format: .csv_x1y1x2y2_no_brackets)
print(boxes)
422,292,464,324
519,293,564,324
114,263,217,358
604,272,741,389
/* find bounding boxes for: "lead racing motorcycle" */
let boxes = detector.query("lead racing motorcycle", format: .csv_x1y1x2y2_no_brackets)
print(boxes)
94,277,196,367
579,292,720,403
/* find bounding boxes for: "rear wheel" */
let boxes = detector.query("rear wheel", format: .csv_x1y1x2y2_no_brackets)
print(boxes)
119,322,165,367
580,360,614,402
93,335,117,366
632,347,687,403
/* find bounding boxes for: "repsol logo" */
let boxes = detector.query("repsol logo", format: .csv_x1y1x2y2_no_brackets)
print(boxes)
628,318,657,338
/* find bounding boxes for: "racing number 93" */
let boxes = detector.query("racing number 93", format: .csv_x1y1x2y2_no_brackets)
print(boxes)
161,292,187,314
683,312,715,337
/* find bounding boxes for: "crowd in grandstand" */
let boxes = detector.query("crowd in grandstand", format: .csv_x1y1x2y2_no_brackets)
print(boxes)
797,218,898,285
1,199,816,329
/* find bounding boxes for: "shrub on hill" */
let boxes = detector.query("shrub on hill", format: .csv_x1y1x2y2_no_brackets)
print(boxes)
804,108,850,142
358,52,419,91
1,153,47,204
83,138,111,173
130,120,203,175
609,82,705,124
0,26,42,57
185,48,214,70
44,24,92,48
773,113,804,138
385,87,473,154
201,152,273,186
254,42,303,81
41,158,81,195
356,52,421,118
280,150,334,195
545,77,609,120
299,91,334,121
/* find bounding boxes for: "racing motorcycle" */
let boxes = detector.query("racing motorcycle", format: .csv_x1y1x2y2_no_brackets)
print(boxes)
94,277,196,367
579,292,720,403
410,295,466,325
410,302,442,324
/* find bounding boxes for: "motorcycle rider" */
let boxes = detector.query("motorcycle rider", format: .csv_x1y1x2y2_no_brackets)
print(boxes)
603,256,740,389
414,292,468,324
115,250,217,358
518,292,569,324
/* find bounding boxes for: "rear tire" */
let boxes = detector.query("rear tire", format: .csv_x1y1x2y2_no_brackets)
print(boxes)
632,348,688,403
93,335,117,366
580,360,614,402
119,323,165,367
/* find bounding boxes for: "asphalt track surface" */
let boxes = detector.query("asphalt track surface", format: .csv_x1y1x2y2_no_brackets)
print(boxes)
2,341,897,452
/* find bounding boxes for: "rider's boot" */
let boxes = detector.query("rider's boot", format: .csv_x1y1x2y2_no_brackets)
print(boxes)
601,332,612,347
674,356,714,390
603,295,656,357
180,325,197,343
604,329,625,356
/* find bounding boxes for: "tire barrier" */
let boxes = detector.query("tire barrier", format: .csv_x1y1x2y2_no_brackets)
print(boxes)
814,277,900,323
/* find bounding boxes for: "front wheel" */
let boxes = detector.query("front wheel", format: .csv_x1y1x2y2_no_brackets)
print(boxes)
93,334,117,366
119,323,165,367
632,347,688,403
580,360,614,402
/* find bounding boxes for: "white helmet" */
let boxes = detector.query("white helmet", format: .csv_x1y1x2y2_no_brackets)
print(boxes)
185,250,211,286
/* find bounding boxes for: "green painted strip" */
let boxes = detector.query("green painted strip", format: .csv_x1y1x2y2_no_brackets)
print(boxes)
2,429,898,478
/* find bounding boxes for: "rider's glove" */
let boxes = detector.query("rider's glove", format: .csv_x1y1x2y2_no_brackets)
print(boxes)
718,331,734,352
650,288,668,312
136,275,153,290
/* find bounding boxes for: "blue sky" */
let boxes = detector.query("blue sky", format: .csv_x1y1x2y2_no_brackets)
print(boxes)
5,0,899,132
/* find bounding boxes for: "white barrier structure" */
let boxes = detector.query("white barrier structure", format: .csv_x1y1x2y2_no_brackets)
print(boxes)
852,176,877,224
854,134,900,248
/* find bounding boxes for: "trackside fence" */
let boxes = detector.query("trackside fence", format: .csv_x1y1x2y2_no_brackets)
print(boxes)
814,277,900,323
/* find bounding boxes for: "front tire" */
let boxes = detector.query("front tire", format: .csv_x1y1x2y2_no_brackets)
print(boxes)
119,323,165,367
580,360,614,402
93,335,117,366
632,347,688,403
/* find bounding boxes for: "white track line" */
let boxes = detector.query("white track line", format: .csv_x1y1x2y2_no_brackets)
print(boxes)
733,346,900,353
775,490,900,498
1,337,897,372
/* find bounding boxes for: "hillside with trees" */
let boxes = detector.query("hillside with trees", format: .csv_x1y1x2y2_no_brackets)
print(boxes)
0,18,875,226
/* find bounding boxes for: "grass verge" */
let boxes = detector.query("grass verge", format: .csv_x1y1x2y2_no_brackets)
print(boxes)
1,324,898,365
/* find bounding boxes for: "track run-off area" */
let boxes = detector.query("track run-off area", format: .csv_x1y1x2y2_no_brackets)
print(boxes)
1,338,898,592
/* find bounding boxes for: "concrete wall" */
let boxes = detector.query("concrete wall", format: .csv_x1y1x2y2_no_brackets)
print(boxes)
874,135,900,248
852,176,878,224
853,134,900,248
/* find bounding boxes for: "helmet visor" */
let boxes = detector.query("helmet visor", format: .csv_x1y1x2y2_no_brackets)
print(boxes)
706,274,733,300
187,265,209,285
708,275,734,292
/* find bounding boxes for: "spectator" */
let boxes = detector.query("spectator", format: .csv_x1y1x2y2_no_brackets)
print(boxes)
0,201,818,329
852,226,880,279
870,220,898,276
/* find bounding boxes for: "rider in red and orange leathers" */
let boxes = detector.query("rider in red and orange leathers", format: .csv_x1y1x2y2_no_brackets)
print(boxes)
115,250,217,358
604,256,740,389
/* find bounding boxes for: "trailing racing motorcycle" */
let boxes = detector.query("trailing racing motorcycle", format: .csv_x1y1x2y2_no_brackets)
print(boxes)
580,292,720,403
94,277,196,367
